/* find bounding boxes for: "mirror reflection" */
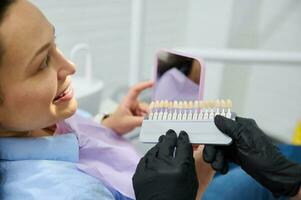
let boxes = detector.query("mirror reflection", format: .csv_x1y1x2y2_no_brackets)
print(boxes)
153,51,202,101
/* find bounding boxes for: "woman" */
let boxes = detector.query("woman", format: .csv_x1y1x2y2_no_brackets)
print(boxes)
0,0,149,199
0,0,214,199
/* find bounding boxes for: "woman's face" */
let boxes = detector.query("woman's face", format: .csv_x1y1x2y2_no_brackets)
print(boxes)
0,0,77,133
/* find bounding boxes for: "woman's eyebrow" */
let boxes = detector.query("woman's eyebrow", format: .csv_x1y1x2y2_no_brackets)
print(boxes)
34,25,55,57
27,25,55,67
34,42,51,57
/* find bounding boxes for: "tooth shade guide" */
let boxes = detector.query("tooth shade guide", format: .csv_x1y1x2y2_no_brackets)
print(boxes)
215,100,220,116
178,101,183,110
167,102,173,120
149,101,154,110
162,100,169,120
147,99,233,120
193,100,198,108
226,99,232,118
188,101,193,110
187,109,193,120
172,101,178,120
183,101,188,109
182,101,187,120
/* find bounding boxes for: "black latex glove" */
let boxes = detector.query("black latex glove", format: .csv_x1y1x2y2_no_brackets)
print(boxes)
203,115,301,197
133,129,198,200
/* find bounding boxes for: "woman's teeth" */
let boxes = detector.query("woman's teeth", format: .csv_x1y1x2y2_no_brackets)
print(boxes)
54,87,69,101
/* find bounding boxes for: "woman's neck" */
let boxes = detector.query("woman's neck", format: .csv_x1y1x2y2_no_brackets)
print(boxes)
0,130,31,137
0,124,56,137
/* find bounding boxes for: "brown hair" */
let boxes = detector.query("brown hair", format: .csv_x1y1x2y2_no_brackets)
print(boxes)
0,0,16,64
0,0,17,105
157,53,194,79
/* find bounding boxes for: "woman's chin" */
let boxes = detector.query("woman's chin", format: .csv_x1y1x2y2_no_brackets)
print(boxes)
58,98,78,120
66,98,78,116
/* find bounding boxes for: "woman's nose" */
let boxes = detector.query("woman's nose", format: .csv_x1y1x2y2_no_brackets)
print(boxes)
56,49,76,81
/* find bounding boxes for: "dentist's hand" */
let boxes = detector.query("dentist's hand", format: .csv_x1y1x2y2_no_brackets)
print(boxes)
102,81,153,135
133,130,199,200
203,115,301,197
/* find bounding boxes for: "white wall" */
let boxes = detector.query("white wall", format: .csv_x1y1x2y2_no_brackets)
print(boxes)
185,0,301,142
140,0,190,81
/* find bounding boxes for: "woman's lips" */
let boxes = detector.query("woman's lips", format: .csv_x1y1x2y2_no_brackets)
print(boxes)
53,86,74,103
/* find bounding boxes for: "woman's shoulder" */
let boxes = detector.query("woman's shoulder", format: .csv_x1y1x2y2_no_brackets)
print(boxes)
1,160,115,200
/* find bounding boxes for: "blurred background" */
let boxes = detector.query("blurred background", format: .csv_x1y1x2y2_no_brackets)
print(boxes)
31,0,301,149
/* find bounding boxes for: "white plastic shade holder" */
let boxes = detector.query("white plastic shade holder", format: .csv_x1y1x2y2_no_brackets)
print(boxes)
140,99,234,145
140,116,234,145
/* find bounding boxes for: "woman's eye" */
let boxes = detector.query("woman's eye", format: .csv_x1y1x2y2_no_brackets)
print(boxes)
40,55,50,70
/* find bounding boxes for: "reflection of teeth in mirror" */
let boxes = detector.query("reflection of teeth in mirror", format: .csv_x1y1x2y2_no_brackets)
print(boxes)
226,99,232,118
172,101,178,120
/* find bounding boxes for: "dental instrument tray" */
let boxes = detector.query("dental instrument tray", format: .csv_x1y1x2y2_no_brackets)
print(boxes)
139,49,234,145
140,100,234,145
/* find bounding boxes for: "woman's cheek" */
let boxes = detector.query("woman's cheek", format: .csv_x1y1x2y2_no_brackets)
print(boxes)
13,80,56,116
2,90,50,131
36,72,58,104
37,82,57,107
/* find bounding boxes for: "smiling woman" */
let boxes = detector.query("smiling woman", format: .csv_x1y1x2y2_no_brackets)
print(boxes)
0,0,156,199
0,0,78,135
